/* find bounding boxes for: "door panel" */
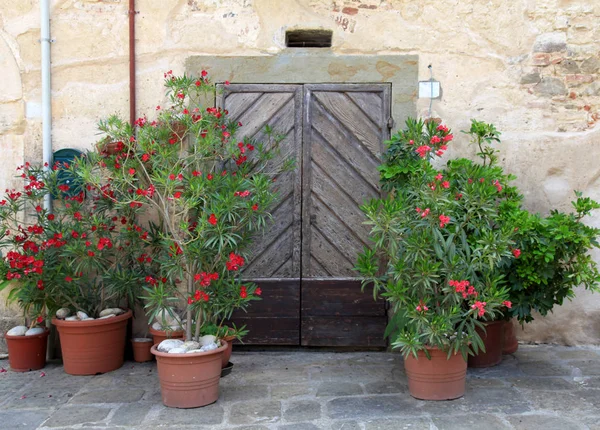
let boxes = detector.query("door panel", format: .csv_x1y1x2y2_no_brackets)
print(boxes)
218,85,302,345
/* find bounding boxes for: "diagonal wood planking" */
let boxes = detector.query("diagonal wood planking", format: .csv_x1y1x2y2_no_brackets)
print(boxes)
303,85,390,278
218,85,303,279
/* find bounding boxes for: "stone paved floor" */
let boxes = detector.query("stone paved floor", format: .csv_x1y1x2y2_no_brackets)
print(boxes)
1,345,600,429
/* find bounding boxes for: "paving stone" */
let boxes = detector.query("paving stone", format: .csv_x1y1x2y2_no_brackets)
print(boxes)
154,403,224,426
221,384,269,402
331,420,362,430
5,389,78,409
507,377,576,390
229,400,281,425
230,426,270,430
364,417,431,430
578,388,600,408
525,391,595,413
432,414,511,429
566,360,600,376
278,424,320,430
310,366,381,382
327,395,420,419
70,388,145,404
283,400,321,422
110,402,153,426
581,415,600,430
462,387,530,414
316,382,363,397
555,349,600,360
363,380,406,394
42,406,111,427
0,409,53,430
238,367,309,385
466,377,506,388
271,384,312,399
507,414,583,430
517,361,572,376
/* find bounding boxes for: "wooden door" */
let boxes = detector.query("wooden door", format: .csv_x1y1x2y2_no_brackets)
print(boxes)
301,84,390,347
218,85,303,344
221,83,390,347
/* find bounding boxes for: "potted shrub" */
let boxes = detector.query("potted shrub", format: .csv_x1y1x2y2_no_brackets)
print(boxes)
356,118,511,399
78,70,281,408
500,192,600,351
0,162,148,375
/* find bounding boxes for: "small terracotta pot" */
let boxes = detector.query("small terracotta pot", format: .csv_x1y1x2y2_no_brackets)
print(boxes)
221,336,235,368
152,340,227,408
131,338,154,362
468,320,505,368
503,318,519,354
52,310,132,375
148,325,184,346
404,347,467,400
5,328,49,372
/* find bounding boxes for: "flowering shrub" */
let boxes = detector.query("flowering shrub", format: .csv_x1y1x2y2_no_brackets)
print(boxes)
502,192,600,323
356,118,517,359
0,162,149,323
76,71,282,341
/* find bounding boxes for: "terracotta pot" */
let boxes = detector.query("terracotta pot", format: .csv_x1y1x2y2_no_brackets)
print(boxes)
152,340,227,408
5,328,49,372
148,325,184,346
404,347,467,400
132,338,154,362
468,320,504,368
52,310,132,375
96,140,122,155
221,336,235,368
503,318,519,354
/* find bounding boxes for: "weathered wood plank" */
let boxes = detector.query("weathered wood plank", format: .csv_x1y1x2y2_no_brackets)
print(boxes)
235,92,295,139
301,316,387,347
301,279,386,316
222,92,264,121
307,226,355,277
231,279,300,317
313,91,382,157
345,91,383,128
243,225,294,278
230,317,299,345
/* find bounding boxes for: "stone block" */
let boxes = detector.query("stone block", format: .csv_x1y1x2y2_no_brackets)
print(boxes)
566,74,595,86
70,388,145,404
278,424,320,430
229,401,281,425
110,402,153,426
507,377,576,390
533,32,567,53
316,382,363,397
221,384,269,402
155,403,224,426
363,380,406,394
507,414,583,430
41,406,111,427
283,400,321,422
462,387,530,414
521,72,541,84
580,57,600,74
0,410,52,430
532,53,551,66
270,384,312,399
559,59,581,74
432,414,511,430
518,361,572,376
535,78,567,97
332,421,362,430
555,349,600,360
327,395,419,419
365,417,431,430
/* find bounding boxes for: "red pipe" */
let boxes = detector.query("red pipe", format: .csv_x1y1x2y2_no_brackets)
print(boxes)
128,0,136,126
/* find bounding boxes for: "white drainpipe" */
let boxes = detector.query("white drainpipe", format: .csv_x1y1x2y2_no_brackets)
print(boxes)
41,0,52,211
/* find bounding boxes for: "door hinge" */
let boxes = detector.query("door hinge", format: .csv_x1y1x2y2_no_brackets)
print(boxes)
387,117,395,129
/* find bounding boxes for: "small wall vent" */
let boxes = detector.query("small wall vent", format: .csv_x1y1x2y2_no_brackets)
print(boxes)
285,29,332,48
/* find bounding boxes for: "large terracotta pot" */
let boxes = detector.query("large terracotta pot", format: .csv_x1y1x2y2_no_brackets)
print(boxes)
52,310,132,375
221,336,235,368
503,318,519,354
152,340,227,408
404,347,467,400
132,338,154,362
148,325,184,346
5,328,49,372
468,320,504,368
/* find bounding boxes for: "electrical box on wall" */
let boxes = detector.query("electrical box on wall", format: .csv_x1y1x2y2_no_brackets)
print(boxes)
419,81,440,99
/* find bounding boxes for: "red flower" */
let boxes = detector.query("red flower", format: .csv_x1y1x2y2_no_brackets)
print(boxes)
195,80,201,87
87,250,95,257
65,276,73,282
252,204,258,211
37,316,44,324
207,174,213,180
173,191,182,199
240,285,247,299
512,248,521,258
201,70,208,77
415,145,431,158
208,214,217,225
192,170,201,177
35,205,42,212
141,153,150,162
471,301,487,318
36,280,44,290
47,214,55,221
74,212,82,221
441,181,450,189
503,301,512,309
430,135,441,145
255,287,262,296
188,297,194,304
226,252,245,271
128,168,136,175
435,173,443,181
439,214,450,228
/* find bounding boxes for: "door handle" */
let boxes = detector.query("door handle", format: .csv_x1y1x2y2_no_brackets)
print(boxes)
310,214,317,225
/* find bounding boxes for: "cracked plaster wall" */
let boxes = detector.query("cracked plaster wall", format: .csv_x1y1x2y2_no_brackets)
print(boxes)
0,0,599,350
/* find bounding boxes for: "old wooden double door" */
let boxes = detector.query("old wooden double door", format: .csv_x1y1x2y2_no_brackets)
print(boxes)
221,84,390,347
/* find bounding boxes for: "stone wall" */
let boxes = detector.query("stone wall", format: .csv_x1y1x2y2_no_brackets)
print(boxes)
0,0,599,351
